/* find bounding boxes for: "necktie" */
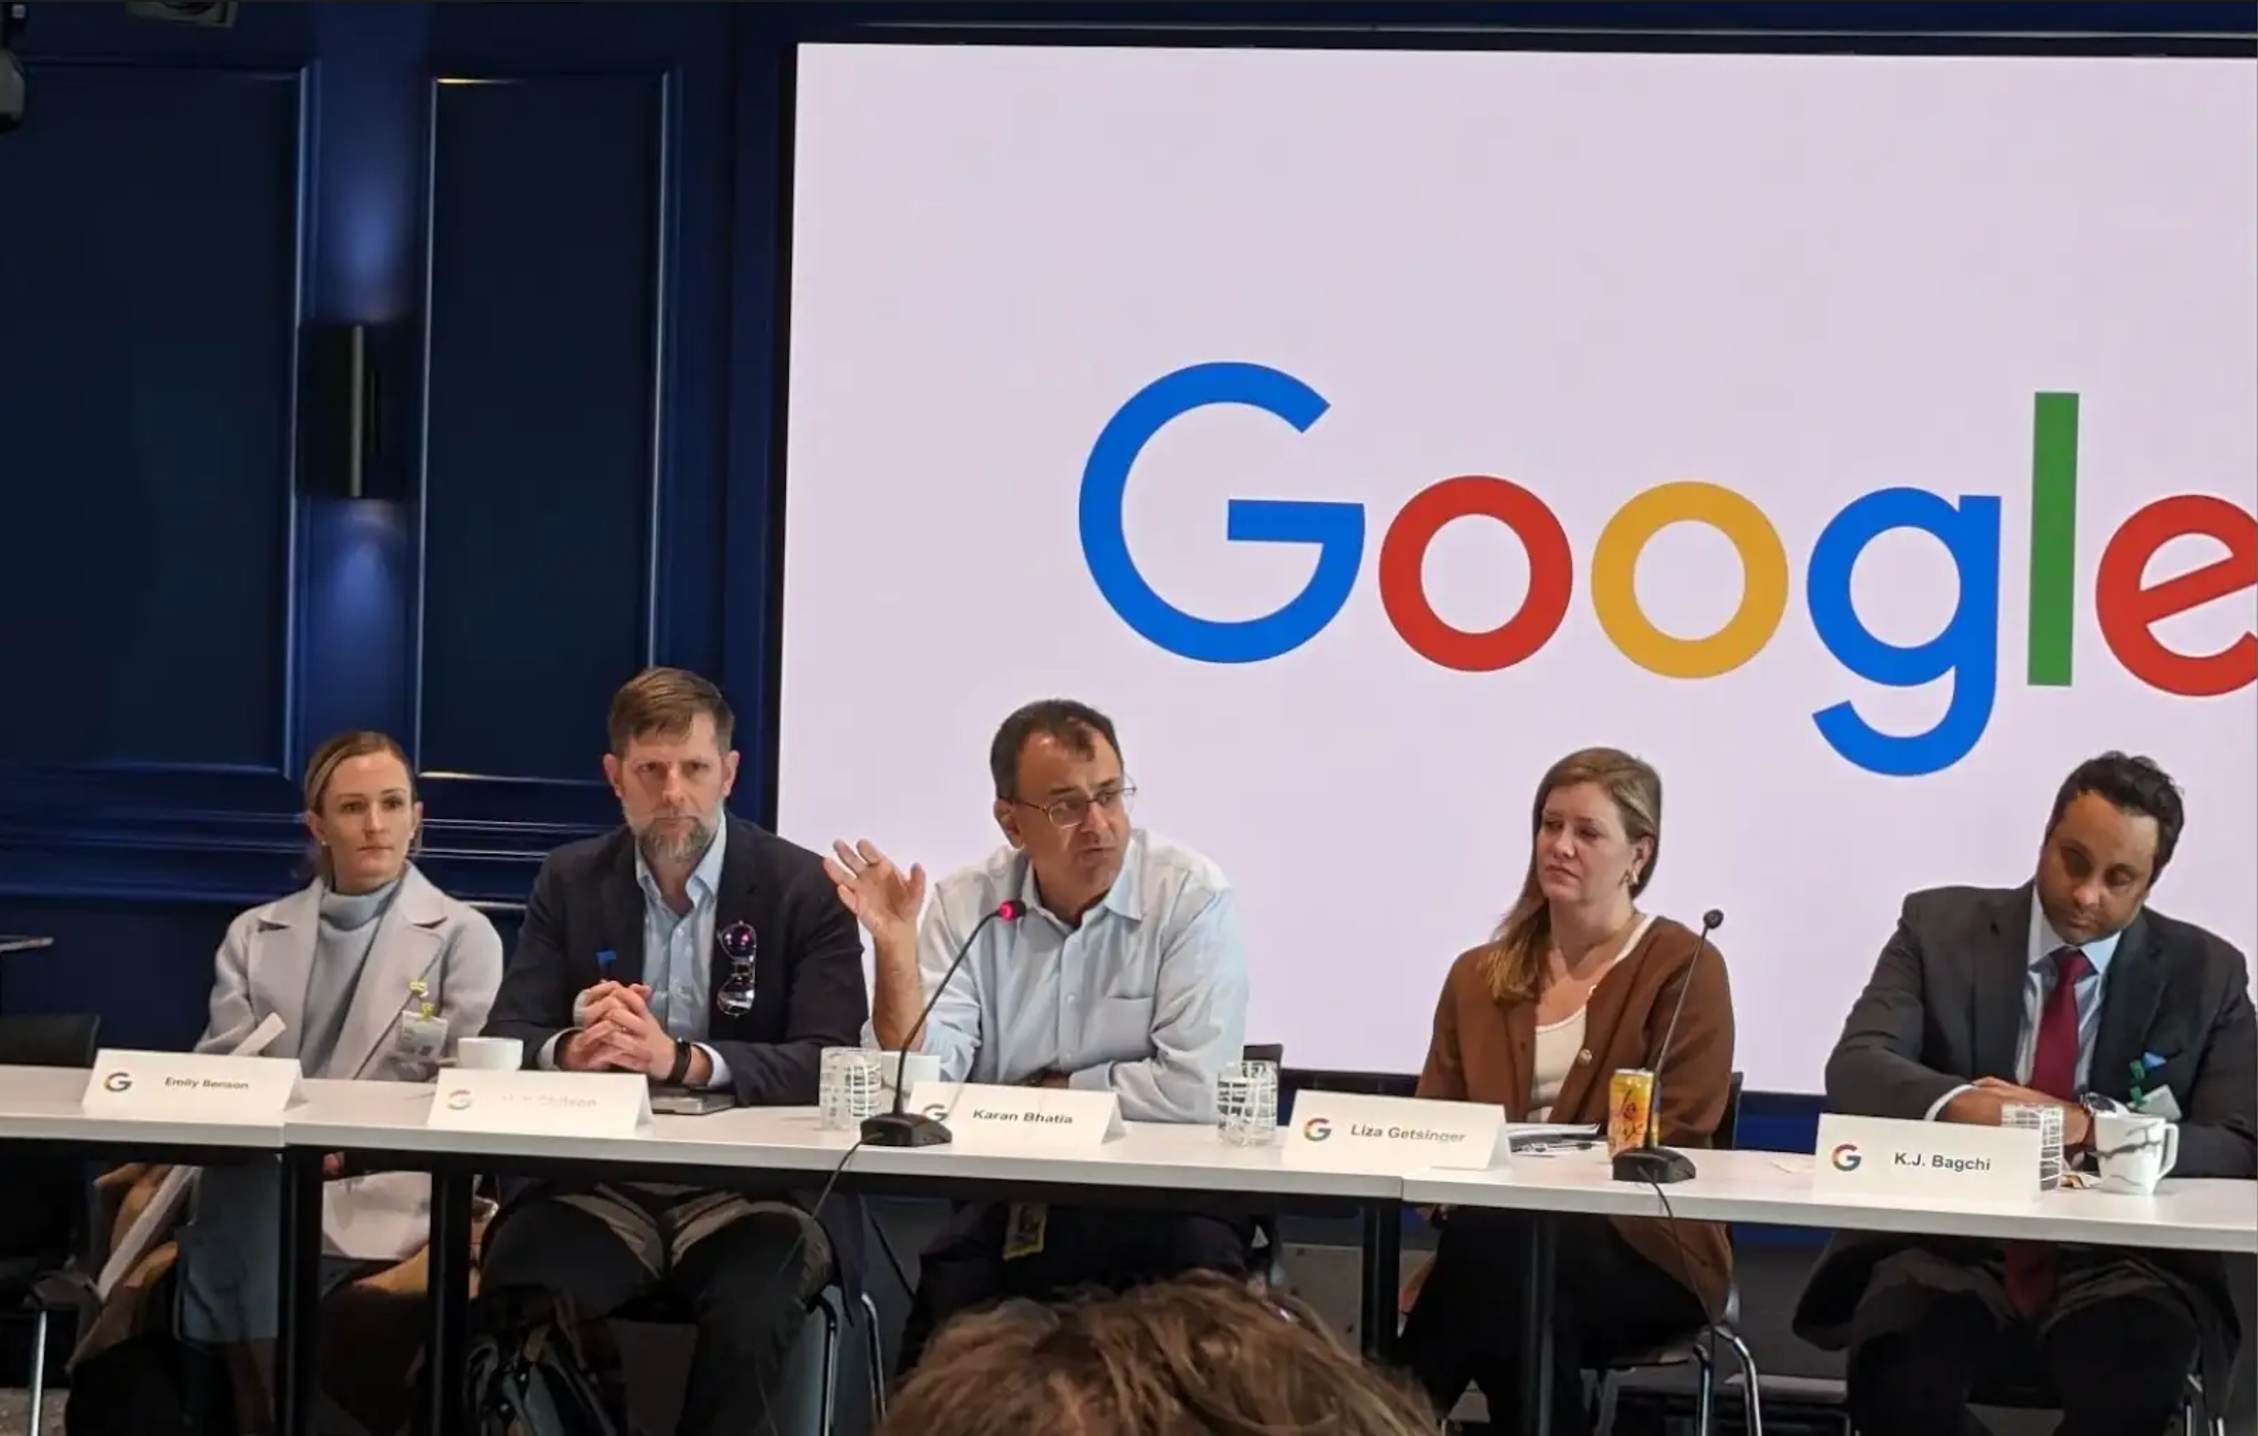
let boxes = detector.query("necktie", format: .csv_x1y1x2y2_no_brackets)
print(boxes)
2005,946,2092,1314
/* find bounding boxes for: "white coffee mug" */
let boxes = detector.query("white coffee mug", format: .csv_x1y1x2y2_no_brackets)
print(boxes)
2092,1110,2180,1195
878,1051,941,1097
454,1036,524,1072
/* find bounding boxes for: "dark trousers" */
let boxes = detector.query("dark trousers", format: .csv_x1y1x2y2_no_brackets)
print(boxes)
1846,1246,2201,1436
1397,1209,1706,1436
479,1188,832,1436
897,1201,1256,1371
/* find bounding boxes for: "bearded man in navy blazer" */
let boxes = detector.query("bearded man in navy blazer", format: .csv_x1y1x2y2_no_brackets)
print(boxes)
479,667,868,1436
1798,752,2256,1436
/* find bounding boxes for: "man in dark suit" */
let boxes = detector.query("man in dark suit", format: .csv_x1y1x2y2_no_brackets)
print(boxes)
1797,752,2256,1436
479,667,868,1436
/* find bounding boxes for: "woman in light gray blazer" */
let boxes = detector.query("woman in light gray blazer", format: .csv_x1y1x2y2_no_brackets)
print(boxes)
176,730,502,1432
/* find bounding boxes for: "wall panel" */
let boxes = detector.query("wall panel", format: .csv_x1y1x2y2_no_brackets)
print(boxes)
416,74,668,785
0,67,303,772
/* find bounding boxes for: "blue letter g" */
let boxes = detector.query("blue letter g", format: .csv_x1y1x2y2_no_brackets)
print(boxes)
1079,362,1364,663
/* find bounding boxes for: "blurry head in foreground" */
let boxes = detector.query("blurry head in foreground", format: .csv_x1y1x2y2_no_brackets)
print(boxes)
879,1272,1440,1436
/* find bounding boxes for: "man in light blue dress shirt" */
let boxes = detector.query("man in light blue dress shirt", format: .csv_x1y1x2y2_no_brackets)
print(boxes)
828,698,1251,1369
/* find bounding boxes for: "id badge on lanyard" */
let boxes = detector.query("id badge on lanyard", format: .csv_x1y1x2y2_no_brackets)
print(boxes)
396,977,449,1063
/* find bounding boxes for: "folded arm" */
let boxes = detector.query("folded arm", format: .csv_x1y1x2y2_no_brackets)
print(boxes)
1826,906,1971,1122
2175,957,2257,1179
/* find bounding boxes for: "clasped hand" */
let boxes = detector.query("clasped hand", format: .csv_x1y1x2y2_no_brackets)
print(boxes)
1946,1076,2093,1147
562,980,676,1078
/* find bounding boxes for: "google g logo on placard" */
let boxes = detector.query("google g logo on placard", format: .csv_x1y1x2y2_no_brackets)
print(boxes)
444,1089,475,1111
101,1072,133,1093
1302,1116,1333,1142
1830,1144,1863,1172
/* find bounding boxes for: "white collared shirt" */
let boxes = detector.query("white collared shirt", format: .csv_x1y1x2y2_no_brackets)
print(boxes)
910,829,1247,1124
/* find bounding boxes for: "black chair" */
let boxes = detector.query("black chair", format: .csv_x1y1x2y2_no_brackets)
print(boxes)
0,1012,102,1435
1591,1070,1764,1436
1929,1364,2220,1436
608,1283,881,1436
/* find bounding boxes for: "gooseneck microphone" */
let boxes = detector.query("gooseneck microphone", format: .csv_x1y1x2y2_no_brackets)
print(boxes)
1612,907,1724,1186
860,898,1029,1148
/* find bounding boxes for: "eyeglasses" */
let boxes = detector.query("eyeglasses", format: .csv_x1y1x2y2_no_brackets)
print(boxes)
1015,782,1137,830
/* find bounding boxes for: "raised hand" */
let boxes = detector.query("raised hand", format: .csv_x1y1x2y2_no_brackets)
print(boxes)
825,839,927,952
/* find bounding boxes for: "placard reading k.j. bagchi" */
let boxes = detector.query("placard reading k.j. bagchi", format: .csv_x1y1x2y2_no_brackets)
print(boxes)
1815,1113,2040,1202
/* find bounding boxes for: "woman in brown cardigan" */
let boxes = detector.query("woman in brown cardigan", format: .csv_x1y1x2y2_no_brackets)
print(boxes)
1399,746,1735,1434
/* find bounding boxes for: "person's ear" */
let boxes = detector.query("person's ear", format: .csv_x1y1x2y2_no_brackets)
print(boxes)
995,798,1024,850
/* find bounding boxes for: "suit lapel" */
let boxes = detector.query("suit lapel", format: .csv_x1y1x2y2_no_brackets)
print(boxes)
601,834,649,988
2089,913,2163,1103
1972,886,2030,1080
329,868,450,1079
1498,996,1536,1118
247,885,322,1061
708,820,761,1031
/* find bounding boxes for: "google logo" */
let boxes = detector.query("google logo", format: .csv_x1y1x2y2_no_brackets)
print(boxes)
1079,362,2256,777
1830,1144,1863,1172
1302,1116,1334,1142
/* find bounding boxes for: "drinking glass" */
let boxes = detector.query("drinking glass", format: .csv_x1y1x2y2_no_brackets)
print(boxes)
1216,1060,1279,1146
2002,1102,2067,1190
819,1047,885,1130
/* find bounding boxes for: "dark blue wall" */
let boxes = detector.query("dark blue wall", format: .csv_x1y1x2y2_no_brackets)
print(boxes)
0,0,2248,1069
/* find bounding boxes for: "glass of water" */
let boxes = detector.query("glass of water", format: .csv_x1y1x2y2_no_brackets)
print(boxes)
819,1047,886,1131
2002,1103,2067,1190
1216,1060,1280,1146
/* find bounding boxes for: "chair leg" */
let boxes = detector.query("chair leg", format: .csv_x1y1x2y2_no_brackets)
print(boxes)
1592,1370,1620,1436
1692,1341,1715,1436
818,1294,842,1436
858,1290,887,1420
27,1307,50,1436
1721,1326,1764,1436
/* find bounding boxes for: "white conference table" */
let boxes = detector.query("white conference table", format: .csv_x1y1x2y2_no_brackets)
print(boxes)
1403,1146,2257,1436
280,1078,1407,1436
8,1068,2250,1436
285,1078,1404,1200
0,1062,287,1151
1405,1146,2258,1255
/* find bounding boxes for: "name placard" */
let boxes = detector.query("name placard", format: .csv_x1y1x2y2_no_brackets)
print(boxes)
81,1049,302,1122
1284,1093,1506,1172
1814,1113,2039,1202
905,1081,1124,1154
426,1070,651,1139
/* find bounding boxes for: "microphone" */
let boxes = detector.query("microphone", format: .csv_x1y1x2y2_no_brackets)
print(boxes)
1612,907,1724,1187
860,898,1029,1148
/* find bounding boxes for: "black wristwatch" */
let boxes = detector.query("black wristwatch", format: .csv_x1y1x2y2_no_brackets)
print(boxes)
666,1038,695,1086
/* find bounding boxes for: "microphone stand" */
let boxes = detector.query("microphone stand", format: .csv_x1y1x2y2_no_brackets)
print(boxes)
860,899,1025,1148
1612,908,1724,1186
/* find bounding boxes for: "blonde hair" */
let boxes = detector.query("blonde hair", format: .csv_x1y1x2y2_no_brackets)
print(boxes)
302,731,415,884
608,666,735,755
1480,746,1662,1002
881,1273,1440,1436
